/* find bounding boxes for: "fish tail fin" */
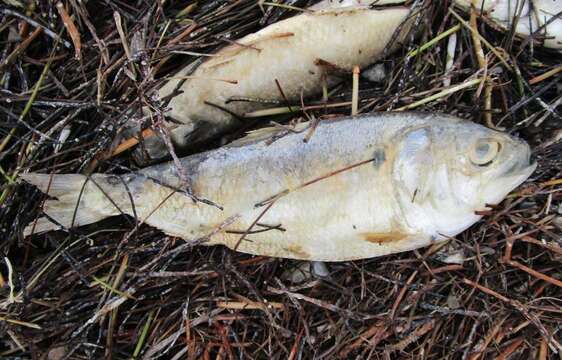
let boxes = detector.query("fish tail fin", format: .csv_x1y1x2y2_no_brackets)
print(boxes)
20,173,134,236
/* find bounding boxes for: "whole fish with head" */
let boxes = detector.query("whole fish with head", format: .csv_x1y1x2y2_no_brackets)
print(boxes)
138,1,415,160
22,113,535,261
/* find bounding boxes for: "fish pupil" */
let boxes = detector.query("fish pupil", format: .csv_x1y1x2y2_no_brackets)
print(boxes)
475,143,490,158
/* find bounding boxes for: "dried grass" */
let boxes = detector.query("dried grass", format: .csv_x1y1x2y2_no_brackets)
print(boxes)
0,0,560,358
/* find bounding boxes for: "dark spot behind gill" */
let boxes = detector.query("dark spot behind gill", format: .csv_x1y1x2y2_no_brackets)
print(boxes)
373,148,386,169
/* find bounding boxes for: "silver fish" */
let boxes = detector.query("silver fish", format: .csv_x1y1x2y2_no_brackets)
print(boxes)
141,4,413,159
22,113,535,261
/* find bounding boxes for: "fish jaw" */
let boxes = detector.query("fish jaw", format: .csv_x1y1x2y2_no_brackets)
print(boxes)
479,161,537,209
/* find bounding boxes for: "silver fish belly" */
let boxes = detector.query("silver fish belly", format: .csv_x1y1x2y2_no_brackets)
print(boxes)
22,113,535,261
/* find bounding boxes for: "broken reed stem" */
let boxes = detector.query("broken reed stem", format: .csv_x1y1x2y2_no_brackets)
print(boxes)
541,178,562,187
91,276,137,299
407,24,461,58
469,3,494,128
112,128,156,156
243,101,352,117
443,30,458,87
260,2,311,13
468,316,507,360
113,11,131,61
396,78,482,111
56,2,81,60
216,300,285,310
0,316,42,330
0,27,42,73
351,65,360,115
506,260,562,288
167,75,238,84
529,64,562,85
132,311,154,359
448,8,512,71
469,4,486,70
106,255,128,359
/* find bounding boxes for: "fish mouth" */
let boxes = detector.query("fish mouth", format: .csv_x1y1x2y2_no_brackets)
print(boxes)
480,156,536,208
500,144,536,189
509,161,537,186
495,137,536,189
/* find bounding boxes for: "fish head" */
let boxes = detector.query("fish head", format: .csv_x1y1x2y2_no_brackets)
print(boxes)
391,119,536,238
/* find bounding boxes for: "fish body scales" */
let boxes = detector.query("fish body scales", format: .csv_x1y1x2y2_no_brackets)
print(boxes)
22,113,535,261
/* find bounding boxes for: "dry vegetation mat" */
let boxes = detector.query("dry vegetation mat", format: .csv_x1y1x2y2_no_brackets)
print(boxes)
0,0,561,358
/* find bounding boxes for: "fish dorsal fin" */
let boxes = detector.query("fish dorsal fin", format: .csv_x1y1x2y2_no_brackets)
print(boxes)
227,122,310,147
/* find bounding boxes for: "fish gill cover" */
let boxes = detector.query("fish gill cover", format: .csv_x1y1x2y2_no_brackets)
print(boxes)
0,0,561,358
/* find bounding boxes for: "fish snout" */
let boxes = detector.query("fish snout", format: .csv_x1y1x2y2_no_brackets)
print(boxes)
497,136,536,179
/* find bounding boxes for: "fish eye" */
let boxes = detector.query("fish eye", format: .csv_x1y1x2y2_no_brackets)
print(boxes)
469,139,501,166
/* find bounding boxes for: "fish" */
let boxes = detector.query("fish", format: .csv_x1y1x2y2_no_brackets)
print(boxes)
140,3,414,160
454,0,562,50
21,112,536,261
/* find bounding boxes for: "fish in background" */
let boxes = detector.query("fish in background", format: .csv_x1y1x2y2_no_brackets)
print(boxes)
454,0,562,50
136,0,415,160
22,113,535,261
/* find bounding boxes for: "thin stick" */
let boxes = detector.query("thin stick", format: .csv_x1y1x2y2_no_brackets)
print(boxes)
529,64,562,85
351,65,360,116
395,78,482,111
506,260,562,288
0,27,43,71
408,24,461,58
449,8,512,71
0,9,71,48
255,157,375,207
216,301,284,310
111,128,155,156
469,2,494,128
243,101,353,117
56,2,81,59
233,200,276,251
